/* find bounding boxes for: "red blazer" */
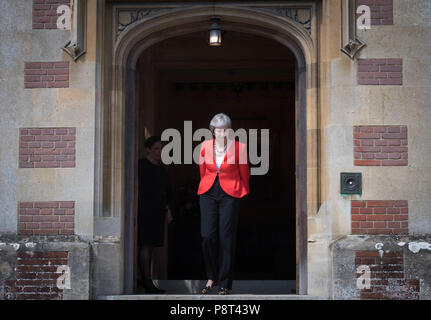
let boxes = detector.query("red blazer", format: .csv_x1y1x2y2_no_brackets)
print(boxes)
197,138,250,198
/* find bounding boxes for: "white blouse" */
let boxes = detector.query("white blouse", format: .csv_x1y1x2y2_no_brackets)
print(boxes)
214,138,233,172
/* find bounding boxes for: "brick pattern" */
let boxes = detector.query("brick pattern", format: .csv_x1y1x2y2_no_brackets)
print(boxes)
18,201,75,235
24,62,69,89
357,59,402,85
355,251,419,300
356,0,393,25
33,0,71,29
351,200,408,235
19,127,76,168
354,125,408,166
4,251,69,300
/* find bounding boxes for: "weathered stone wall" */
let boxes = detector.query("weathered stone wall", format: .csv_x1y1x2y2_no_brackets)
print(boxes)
0,234,124,300
332,235,431,300
0,235,90,300
0,0,99,299
310,0,431,299
90,238,123,298
0,0,97,241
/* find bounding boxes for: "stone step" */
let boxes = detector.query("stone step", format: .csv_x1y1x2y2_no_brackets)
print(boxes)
149,280,296,294
96,280,327,299
97,294,325,300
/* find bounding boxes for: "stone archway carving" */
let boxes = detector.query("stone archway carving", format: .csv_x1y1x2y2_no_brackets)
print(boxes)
97,2,319,295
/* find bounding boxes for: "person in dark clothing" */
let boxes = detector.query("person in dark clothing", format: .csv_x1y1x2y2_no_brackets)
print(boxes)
137,136,173,294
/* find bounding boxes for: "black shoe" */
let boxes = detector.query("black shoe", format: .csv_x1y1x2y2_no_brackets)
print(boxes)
144,279,165,294
217,287,230,295
201,281,218,294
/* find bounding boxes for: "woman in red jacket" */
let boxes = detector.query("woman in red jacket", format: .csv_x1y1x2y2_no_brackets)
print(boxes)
197,113,250,295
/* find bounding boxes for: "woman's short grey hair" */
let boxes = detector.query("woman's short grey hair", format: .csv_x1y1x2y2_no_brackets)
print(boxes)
209,113,232,134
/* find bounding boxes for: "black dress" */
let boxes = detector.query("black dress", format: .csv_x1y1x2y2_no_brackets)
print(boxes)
137,158,173,247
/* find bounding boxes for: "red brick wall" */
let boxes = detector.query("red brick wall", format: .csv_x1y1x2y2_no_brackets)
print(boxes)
354,125,408,166
351,200,408,235
24,62,69,89
18,201,75,235
356,0,394,25
33,0,71,29
4,251,69,300
19,127,76,168
357,59,402,85
355,251,419,299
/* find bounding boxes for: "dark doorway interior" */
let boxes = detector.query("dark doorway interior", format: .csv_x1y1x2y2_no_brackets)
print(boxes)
134,31,296,290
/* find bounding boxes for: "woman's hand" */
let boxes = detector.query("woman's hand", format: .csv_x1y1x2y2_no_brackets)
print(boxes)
166,206,173,224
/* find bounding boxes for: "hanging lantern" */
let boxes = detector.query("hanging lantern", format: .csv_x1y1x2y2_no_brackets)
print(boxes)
208,18,222,46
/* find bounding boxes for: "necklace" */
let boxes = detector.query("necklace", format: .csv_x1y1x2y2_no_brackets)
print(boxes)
214,141,227,155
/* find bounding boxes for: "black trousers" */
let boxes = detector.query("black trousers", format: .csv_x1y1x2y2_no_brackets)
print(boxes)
199,174,241,290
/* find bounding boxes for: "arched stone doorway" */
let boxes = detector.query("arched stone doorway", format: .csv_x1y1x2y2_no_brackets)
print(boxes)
96,3,318,296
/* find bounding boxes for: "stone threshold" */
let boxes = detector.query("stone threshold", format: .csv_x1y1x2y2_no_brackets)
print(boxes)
96,294,326,300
